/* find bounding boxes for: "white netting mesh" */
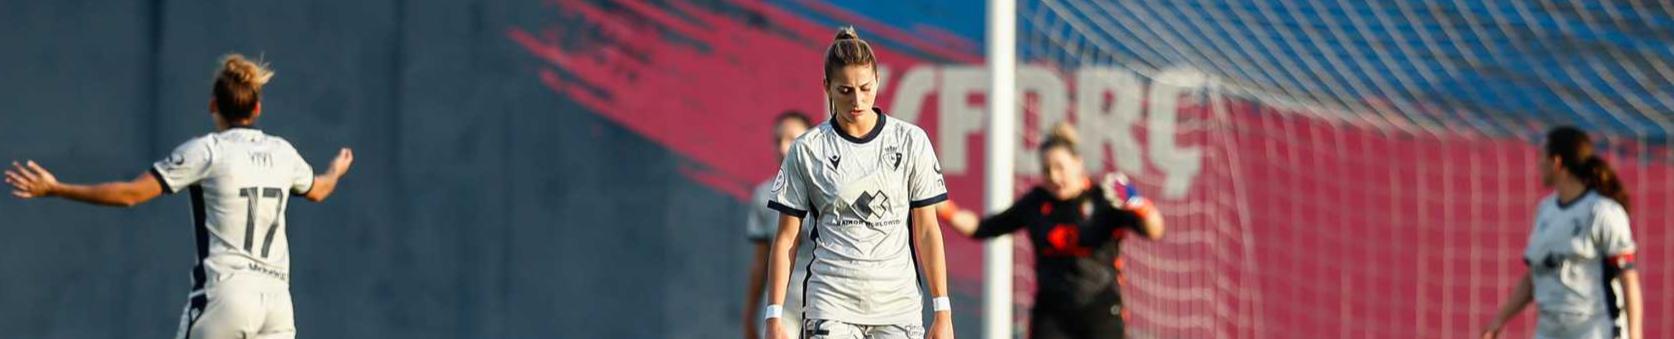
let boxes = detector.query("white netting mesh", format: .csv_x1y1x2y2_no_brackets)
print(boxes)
1016,1,1674,338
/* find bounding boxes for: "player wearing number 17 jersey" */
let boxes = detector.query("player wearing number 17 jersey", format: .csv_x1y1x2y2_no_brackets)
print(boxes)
4,54,354,339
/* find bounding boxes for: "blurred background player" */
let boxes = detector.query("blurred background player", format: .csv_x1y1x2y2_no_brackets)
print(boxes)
1482,126,1643,339
764,27,955,339
940,122,1163,339
4,54,355,339
744,110,814,339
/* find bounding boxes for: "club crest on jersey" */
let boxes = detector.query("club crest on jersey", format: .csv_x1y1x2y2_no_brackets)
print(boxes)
882,145,903,171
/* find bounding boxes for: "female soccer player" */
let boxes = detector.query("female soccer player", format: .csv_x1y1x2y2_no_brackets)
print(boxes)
1482,126,1642,339
939,123,1163,339
5,54,354,339
745,111,813,339
763,27,954,339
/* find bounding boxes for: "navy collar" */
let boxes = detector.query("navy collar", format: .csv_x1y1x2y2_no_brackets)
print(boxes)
833,107,887,144
1556,189,1592,210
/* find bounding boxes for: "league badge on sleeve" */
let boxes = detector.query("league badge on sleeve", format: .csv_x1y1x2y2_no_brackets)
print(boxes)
771,171,787,193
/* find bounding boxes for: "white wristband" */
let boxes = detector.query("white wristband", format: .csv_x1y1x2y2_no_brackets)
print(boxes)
764,304,784,319
932,297,951,312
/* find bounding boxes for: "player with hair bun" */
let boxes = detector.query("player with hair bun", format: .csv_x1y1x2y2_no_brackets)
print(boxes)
762,27,955,339
6,54,355,339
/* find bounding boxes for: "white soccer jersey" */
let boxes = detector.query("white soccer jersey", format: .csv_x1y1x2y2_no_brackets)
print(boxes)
151,127,313,291
768,109,948,325
1524,191,1636,317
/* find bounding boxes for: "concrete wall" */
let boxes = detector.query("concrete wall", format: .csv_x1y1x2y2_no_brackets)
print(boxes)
0,1,759,337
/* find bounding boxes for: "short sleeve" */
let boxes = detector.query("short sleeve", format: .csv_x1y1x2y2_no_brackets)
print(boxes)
150,138,214,194
767,143,812,218
745,185,776,242
288,147,315,195
1594,203,1636,257
906,130,948,208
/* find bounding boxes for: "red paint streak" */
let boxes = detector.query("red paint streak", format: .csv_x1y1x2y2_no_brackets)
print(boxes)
508,0,980,200
677,163,751,201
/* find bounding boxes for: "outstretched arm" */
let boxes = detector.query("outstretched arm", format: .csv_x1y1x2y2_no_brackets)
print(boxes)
1127,198,1165,240
941,201,980,237
1102,173,1164,240
300,148,354,202
942,198,1031,240
5,160,162,207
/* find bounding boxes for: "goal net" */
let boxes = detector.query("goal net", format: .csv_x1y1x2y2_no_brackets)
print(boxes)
1016,1,1674,338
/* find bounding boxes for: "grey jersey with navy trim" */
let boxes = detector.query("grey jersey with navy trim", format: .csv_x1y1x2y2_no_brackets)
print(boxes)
151,127,313,290
767,109,948,325
1524,191,1635,317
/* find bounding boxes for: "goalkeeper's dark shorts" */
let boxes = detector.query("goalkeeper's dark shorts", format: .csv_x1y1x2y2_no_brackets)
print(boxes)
1030,290,1125,339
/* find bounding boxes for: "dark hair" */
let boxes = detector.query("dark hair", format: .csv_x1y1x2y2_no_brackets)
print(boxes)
774,110,812,129
1546,126,1630,212
212,54,273,123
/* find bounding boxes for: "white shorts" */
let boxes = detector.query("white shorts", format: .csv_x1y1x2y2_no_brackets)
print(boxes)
801,319,924,339
1534,310,1616,339
175,273,295,339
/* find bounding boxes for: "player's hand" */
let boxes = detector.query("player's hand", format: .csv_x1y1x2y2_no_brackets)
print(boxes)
949,210,979,235
5,160,59,199
1101,172,1135,204
1123,196,1156,214
1102,172,1153,212
928,312,954,339
327,148,354,176
1479,323,1502,339
764,318,792,339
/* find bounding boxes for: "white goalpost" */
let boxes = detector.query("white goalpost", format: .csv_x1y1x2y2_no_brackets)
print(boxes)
983,0,1016,338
